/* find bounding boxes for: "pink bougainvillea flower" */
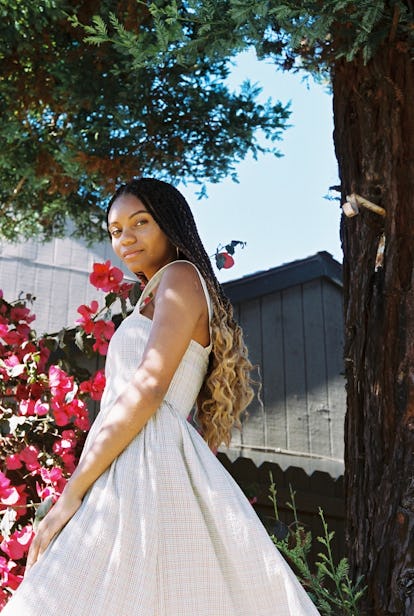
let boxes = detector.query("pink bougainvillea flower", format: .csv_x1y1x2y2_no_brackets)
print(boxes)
40,466,63,484
52,441,67,457
19,446,41,472
28,381,45,400
0,555,11,583
15,383,30,401
37,338,51,372
73,404,90,431
53,430,76,456
38,466,67,496
61,429,77,445
79,369,106,401
18,399,35,416
76,300,99,334
48,365,74,402
60,452,76,473
15,323,31,343
0,472,19,507
4,354,20,368
9,306,35,325
92,320,115,356
34,399,49,416
51,397,89,429
48,365,73,390
36,482,54,501
44,468,64,488
51,402,72,427
7,569,24,592
2,330,26,346
0,556,24,594
89,261,123,292
0,321,8,338
0,526,34,561
117,282,134,299
5,454,23,471
15,342,36,365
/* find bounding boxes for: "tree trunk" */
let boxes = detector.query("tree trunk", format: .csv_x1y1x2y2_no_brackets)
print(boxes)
332,43,414,615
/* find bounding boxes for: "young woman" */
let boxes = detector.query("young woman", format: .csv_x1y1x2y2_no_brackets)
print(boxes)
3,178,319,615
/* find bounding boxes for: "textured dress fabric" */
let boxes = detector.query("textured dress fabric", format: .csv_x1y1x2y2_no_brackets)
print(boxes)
3,261,320,616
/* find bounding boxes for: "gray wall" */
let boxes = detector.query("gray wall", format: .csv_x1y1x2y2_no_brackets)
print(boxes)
0,228,133,335
225,276,345,477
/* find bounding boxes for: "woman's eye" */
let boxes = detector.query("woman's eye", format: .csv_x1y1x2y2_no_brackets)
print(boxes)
135,219,147,227
110,228,121,237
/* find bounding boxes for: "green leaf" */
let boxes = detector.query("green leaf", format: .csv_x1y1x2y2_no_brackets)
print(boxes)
0,419,11,436
105,292,117,308
75,329,85,352
215,252,226,270
34,496,54,530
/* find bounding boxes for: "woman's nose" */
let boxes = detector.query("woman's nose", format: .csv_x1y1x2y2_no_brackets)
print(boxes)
120,230,136,244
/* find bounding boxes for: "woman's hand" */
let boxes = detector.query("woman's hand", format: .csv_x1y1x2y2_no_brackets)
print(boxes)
26,491,82,573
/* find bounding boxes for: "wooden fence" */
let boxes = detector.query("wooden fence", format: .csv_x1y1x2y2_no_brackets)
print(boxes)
217,453,345,567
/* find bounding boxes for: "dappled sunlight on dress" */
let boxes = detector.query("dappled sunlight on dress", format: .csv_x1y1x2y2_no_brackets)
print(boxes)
2,261,320,616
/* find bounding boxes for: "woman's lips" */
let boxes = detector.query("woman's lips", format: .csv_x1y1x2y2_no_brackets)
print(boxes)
123,250,143,260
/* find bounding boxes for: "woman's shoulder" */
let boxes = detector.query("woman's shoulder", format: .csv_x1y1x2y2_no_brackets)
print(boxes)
155,260,210,313
158,259,203,291
159,260,205,287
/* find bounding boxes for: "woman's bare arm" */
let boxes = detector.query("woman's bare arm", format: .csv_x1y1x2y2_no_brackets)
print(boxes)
26,262,209,569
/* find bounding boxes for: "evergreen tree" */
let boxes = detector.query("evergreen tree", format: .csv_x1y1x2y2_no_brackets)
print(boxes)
0,0,288,243
81,2,414,614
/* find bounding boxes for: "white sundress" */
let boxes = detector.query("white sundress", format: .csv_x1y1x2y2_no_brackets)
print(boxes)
2,260,320,615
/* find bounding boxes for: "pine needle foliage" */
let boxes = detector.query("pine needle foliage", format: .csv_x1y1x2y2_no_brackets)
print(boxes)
0,0,289,243
92,1,412,76
268,475,366,616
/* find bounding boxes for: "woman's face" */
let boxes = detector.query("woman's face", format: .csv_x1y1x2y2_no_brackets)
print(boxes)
107,193,176,280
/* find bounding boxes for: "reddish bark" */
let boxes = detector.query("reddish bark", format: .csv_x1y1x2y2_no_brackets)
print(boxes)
333,43,414,615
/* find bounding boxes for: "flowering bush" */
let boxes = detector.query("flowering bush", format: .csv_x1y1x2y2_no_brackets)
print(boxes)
0,247,242,608
0,263,133,609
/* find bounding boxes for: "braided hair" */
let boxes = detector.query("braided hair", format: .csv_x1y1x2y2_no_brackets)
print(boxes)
107,178,254,449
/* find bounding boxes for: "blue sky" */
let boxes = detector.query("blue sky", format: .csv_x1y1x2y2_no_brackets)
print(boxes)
178,50,342,283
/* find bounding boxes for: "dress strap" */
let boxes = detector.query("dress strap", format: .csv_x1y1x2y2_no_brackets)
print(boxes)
137,260,213,344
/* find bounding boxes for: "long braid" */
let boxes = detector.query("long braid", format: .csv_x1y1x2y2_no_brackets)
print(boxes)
107,178,254,449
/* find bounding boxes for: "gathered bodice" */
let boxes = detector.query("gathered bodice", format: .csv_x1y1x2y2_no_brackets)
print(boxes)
100,260,212,419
